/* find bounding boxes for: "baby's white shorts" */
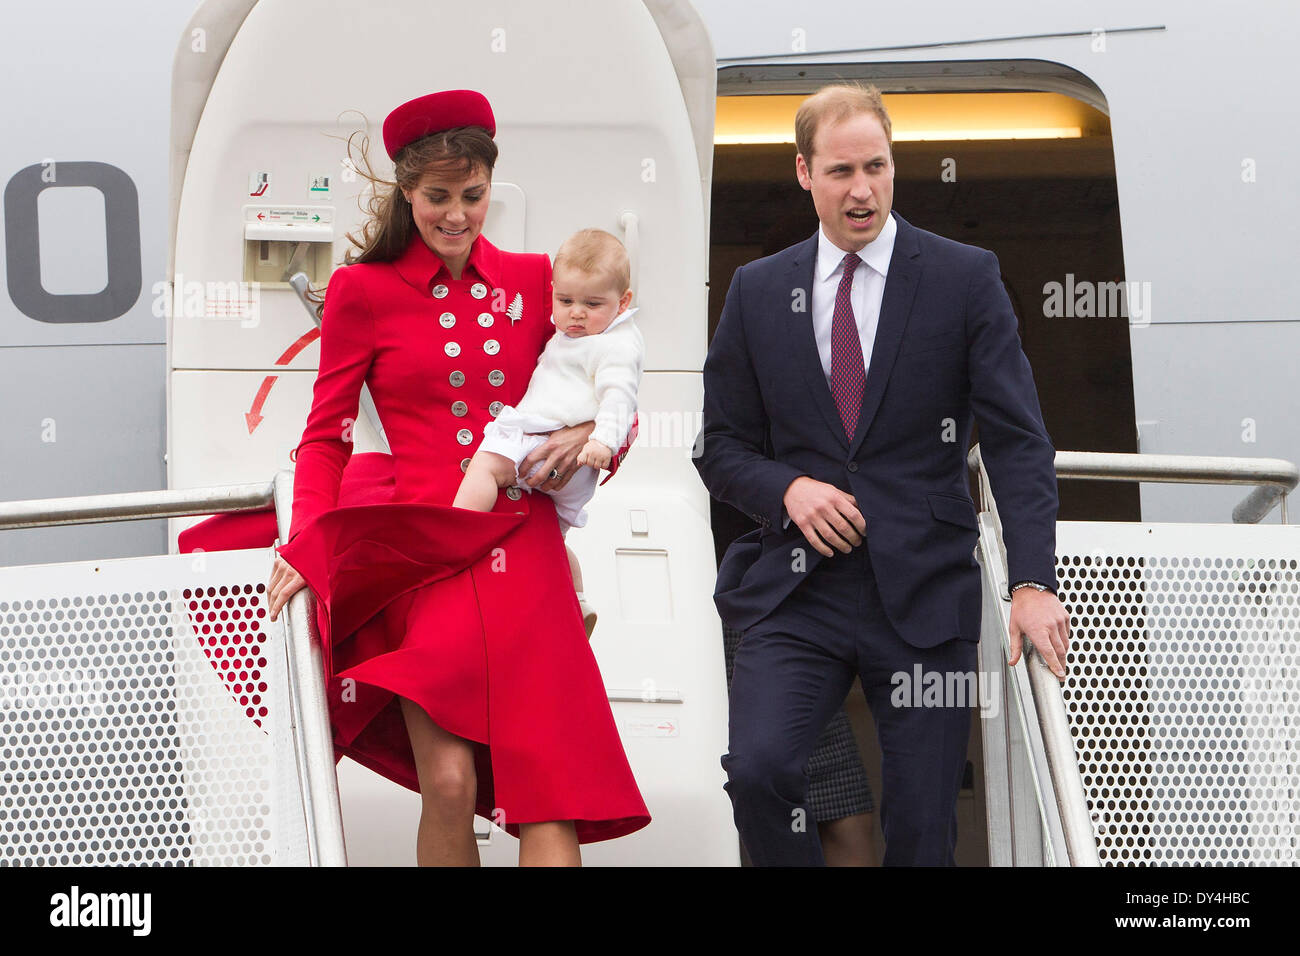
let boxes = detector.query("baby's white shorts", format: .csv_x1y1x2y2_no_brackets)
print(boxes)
478,405,600,532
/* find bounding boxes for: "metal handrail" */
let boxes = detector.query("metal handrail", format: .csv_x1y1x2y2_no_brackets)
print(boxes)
0,476,346,866
966,447,1298,524
0,482,275,531
272,469,347,866
969,446,1100,866
967,445,1300,865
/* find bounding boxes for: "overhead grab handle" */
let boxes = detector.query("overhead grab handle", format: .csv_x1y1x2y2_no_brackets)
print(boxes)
619,210,639,304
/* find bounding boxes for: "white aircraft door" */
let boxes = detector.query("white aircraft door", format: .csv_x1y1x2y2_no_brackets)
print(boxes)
168,0,733,866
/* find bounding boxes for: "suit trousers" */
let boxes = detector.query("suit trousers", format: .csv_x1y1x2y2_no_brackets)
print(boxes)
722,543,976,866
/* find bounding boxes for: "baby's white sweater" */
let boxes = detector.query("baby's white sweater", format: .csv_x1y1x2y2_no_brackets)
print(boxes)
515,308,645,452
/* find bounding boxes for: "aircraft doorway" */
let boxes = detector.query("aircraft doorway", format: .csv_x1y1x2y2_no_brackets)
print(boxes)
705,83,1135,866
707,89,1138,534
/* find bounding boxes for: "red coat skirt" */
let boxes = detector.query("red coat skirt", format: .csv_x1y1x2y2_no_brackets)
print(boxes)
182,233,649,844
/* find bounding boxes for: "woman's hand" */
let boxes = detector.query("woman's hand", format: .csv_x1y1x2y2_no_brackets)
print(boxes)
268,554,308,622
520,421,596,491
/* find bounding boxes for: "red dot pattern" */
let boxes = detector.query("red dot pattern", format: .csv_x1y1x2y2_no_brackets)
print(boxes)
183,584,271,731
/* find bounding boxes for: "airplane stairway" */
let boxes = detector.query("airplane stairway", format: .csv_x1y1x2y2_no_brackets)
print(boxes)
973,447,1300,865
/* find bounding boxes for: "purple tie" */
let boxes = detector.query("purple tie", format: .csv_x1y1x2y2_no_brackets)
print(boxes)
830,252,865,439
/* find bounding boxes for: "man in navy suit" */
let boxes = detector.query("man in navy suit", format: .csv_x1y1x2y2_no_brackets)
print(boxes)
693,84,1071,866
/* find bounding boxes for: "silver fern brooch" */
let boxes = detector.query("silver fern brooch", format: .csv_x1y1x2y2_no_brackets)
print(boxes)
507,293,523,325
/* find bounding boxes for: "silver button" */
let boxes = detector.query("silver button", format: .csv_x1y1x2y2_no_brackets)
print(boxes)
488,369,505,387
488,401,503,416
439,312,456,328
470,282,488,299
449,371,465,387
484,339,500,355
451,400,468,417
460,457,472,473
506,487,522,500
432,284,449,299
444,342,461,357
456,428,473,445
477,312,494,328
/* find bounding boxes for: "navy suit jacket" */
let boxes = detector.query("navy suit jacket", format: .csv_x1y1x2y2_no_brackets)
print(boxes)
693,212,1059,649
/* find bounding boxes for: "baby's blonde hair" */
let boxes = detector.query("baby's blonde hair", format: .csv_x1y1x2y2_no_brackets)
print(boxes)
553,228,631,293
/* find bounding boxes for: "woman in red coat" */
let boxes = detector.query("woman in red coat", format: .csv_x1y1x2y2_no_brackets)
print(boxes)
266,90,650,865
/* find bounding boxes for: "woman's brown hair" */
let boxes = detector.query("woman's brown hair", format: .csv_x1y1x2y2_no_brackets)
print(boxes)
306,122,497,316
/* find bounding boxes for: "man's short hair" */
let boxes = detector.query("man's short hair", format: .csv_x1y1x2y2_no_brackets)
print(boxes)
553,228,631,293
795,83,893,167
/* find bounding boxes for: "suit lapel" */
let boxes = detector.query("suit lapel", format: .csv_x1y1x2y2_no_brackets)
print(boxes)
848,213,921,458
784,231,850,451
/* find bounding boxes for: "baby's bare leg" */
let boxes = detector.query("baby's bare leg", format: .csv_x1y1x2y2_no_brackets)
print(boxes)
566,545,584,590
453,450,518,512
567,544,597,639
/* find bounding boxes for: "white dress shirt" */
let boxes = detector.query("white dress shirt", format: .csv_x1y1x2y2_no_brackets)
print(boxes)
811,212,897,387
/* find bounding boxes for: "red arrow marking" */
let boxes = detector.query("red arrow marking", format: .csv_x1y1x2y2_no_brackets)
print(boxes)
243,328,321,433
275,327,320,366
245,375,277,433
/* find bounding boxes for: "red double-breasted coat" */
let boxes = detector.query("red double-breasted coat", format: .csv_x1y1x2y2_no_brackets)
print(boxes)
235,231,648,844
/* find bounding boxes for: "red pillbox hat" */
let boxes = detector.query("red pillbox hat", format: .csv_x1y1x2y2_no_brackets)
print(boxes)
382,89,496,161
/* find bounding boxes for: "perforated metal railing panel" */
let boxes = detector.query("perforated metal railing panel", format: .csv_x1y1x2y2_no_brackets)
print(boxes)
1055,522,1300,865
0,548,310,866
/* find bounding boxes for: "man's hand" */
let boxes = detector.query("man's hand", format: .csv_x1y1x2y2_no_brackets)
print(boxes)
521,421,596,491
782,476,866,558
1008,589,1071,680
576,438,612,470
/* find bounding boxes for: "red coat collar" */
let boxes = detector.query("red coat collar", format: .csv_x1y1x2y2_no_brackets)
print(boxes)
393,231,503,294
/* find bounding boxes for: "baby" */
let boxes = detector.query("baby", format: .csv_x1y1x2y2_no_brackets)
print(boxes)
452,228,644,638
